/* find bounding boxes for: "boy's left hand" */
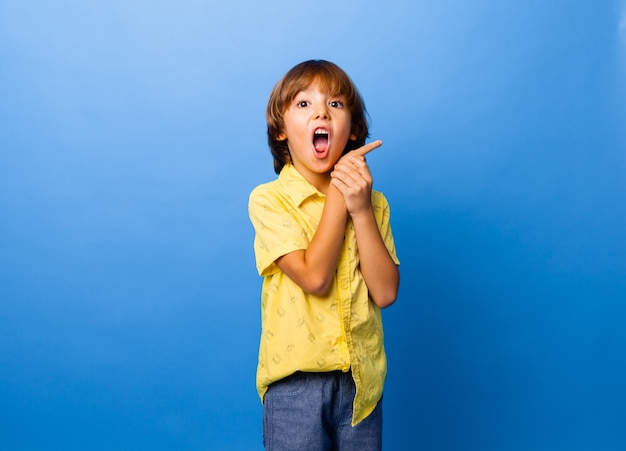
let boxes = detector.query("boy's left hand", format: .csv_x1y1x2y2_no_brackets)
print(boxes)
330,141,382,216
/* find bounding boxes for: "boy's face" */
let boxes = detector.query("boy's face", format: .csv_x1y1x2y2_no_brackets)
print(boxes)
278,82,354,189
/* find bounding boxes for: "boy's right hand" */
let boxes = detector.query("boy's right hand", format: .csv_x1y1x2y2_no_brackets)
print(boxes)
330,140,383,216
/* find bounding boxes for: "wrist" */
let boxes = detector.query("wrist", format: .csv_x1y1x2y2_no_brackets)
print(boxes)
326,184,348,208
349,206,374,222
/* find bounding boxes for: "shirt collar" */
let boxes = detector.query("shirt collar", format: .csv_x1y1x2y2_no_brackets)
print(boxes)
278,164,324,206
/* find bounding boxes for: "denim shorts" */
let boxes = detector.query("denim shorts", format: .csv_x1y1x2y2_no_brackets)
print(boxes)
263,371,383,451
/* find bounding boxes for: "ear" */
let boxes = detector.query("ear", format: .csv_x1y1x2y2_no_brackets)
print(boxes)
277,132,287,141
349,133,357,141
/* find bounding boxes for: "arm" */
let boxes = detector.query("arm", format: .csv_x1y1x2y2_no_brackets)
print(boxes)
350,200,400,308
331,142,400,308
276,141,385,297
274,184,347,296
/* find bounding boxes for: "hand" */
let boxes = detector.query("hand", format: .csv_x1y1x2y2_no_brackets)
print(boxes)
330,140,383,216
351,139,382,158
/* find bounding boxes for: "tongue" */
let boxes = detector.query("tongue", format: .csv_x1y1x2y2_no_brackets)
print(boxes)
313,135,329,153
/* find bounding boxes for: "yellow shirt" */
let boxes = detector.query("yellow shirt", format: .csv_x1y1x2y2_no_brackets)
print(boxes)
248,164,400,426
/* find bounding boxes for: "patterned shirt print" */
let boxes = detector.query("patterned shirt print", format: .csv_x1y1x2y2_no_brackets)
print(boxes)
248,164,399,426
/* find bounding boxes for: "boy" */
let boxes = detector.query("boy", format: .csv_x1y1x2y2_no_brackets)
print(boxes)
249,60,400,450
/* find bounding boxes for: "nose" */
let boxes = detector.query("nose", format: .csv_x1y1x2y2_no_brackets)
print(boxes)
314,104,329,119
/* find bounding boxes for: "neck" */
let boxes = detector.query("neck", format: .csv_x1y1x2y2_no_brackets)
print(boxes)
305,172,331,195
290,164,332,194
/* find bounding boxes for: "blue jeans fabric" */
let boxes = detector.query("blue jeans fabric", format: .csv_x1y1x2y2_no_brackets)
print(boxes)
263,371,383,451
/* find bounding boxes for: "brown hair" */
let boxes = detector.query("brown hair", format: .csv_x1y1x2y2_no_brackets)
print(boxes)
266,60,369,174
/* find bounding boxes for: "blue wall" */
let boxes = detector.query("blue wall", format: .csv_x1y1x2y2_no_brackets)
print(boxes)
1,1,624,449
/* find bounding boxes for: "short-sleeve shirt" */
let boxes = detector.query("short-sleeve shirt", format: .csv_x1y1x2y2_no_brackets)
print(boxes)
248,164,399,426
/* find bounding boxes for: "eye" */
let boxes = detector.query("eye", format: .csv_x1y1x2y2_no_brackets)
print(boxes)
296,100,310,108
330,100,344,108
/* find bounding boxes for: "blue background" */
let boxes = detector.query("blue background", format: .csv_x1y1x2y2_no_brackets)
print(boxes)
1,1,625,449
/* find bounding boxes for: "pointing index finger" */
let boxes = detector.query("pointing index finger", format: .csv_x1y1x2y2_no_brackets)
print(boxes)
353,140,383,157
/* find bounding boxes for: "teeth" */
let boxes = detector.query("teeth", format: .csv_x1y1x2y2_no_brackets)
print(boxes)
314,129,328,136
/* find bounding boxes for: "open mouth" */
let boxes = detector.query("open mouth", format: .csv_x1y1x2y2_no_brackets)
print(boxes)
313,128,329,154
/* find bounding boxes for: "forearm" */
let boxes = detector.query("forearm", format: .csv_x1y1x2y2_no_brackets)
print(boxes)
276,184,347,295
351,208,399,308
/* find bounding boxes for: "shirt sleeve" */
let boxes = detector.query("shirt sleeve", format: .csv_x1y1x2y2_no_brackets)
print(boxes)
248,184,309,277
